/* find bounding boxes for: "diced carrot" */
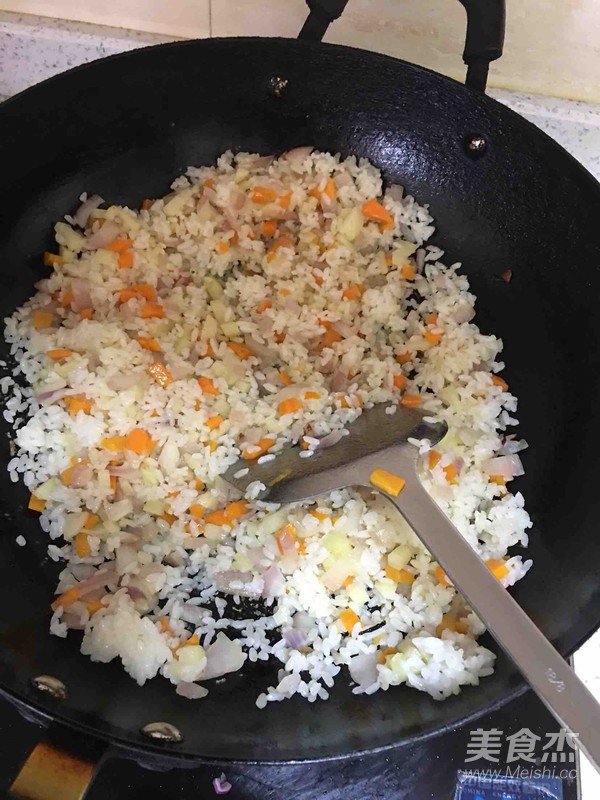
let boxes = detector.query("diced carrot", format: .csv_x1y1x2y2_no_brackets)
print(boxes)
251,186,277,204
400,394,421,408
66,395,93,416
51,585,81,611
323,328,342,348
313,272,324,286
242,437,275,460
47,349,75,361
261,220,278,237
276,523,297,554
225,500,250,523
203,178,215,190
205,509,230,526
125,428,155,456
393,374,407,392
194,479,205,491
28,494,46,512
140,302,165,319
393,568,415,584
342,283,365,301
395,352,412,365
486,558,510,580
32,311,53,330
227,341,253,360
267,236,294,261
491,374,509,392
118,251,134,269
118,289,137,303
278,288,291,297
401,263,416,280
378,647,399,664
59,289,74,307
198,340,214,359
85,598,105,616
425,313,438,325
322,178,335,200
189,504,205,520
119,285,156,303
304,391,321,400
339,609,361,633
206,414,223,431
160,616,172,633
148,362,173,388
135,285,157,301
141,199,154,210
341,576,353,588
183,633,200,647
443,464,458,484
256,298,272,313
428,450,442,470
84,513,99,529
392,561,417,586
311,509,329,521
436,613,469,638
489,474,507,486
217,240,230,255
278,191,292,209
369,468,406,497
362,198,393,229
277,397,303,416
79,308,93,320
198,376,218,396
137,337,161,352
279,370,292,386
101,436,127,452
104,238,133,253
109,475,118,494
434,565,450,586
296,539,306,555
43,252,64,267
160,512,178,525
74,532,91,558
425,329,443,345
274,332,286,344
308,186,321,200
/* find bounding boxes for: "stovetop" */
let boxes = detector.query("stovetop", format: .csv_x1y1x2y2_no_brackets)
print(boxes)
0,688,579,799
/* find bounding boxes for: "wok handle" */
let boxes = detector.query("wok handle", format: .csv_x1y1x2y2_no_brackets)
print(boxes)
299,0,349,42
299,0,505,92
9,725,105,800
457,0,506,91
386,466,600,772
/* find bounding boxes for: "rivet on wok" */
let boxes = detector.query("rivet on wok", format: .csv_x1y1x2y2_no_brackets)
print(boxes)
141,722,183,743
464,134,487,157
31,675,68,701
269,76,289,98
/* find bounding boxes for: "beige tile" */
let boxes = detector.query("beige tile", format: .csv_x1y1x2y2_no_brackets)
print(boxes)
0,0,209,38
210,0,600,103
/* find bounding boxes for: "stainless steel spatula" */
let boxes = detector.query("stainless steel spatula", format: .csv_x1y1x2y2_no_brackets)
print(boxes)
224,403,600,771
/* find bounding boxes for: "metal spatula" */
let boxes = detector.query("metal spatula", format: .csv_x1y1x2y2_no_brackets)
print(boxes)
223,403,600,771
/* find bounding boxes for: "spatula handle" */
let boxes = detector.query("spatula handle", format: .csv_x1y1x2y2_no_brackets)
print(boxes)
389,468,600,772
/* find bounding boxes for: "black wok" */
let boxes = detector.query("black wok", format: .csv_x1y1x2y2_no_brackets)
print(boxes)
1,0,600,789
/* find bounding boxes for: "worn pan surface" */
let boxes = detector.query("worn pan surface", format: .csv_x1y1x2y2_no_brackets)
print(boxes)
1,38,600,763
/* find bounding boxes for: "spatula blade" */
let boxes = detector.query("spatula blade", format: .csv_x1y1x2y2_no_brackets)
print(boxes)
222,404,447,503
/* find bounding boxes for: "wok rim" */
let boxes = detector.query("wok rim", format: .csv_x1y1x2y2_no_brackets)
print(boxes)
1,34,599,763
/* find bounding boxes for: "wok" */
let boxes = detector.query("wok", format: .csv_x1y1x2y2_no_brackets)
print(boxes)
2,0,600,794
